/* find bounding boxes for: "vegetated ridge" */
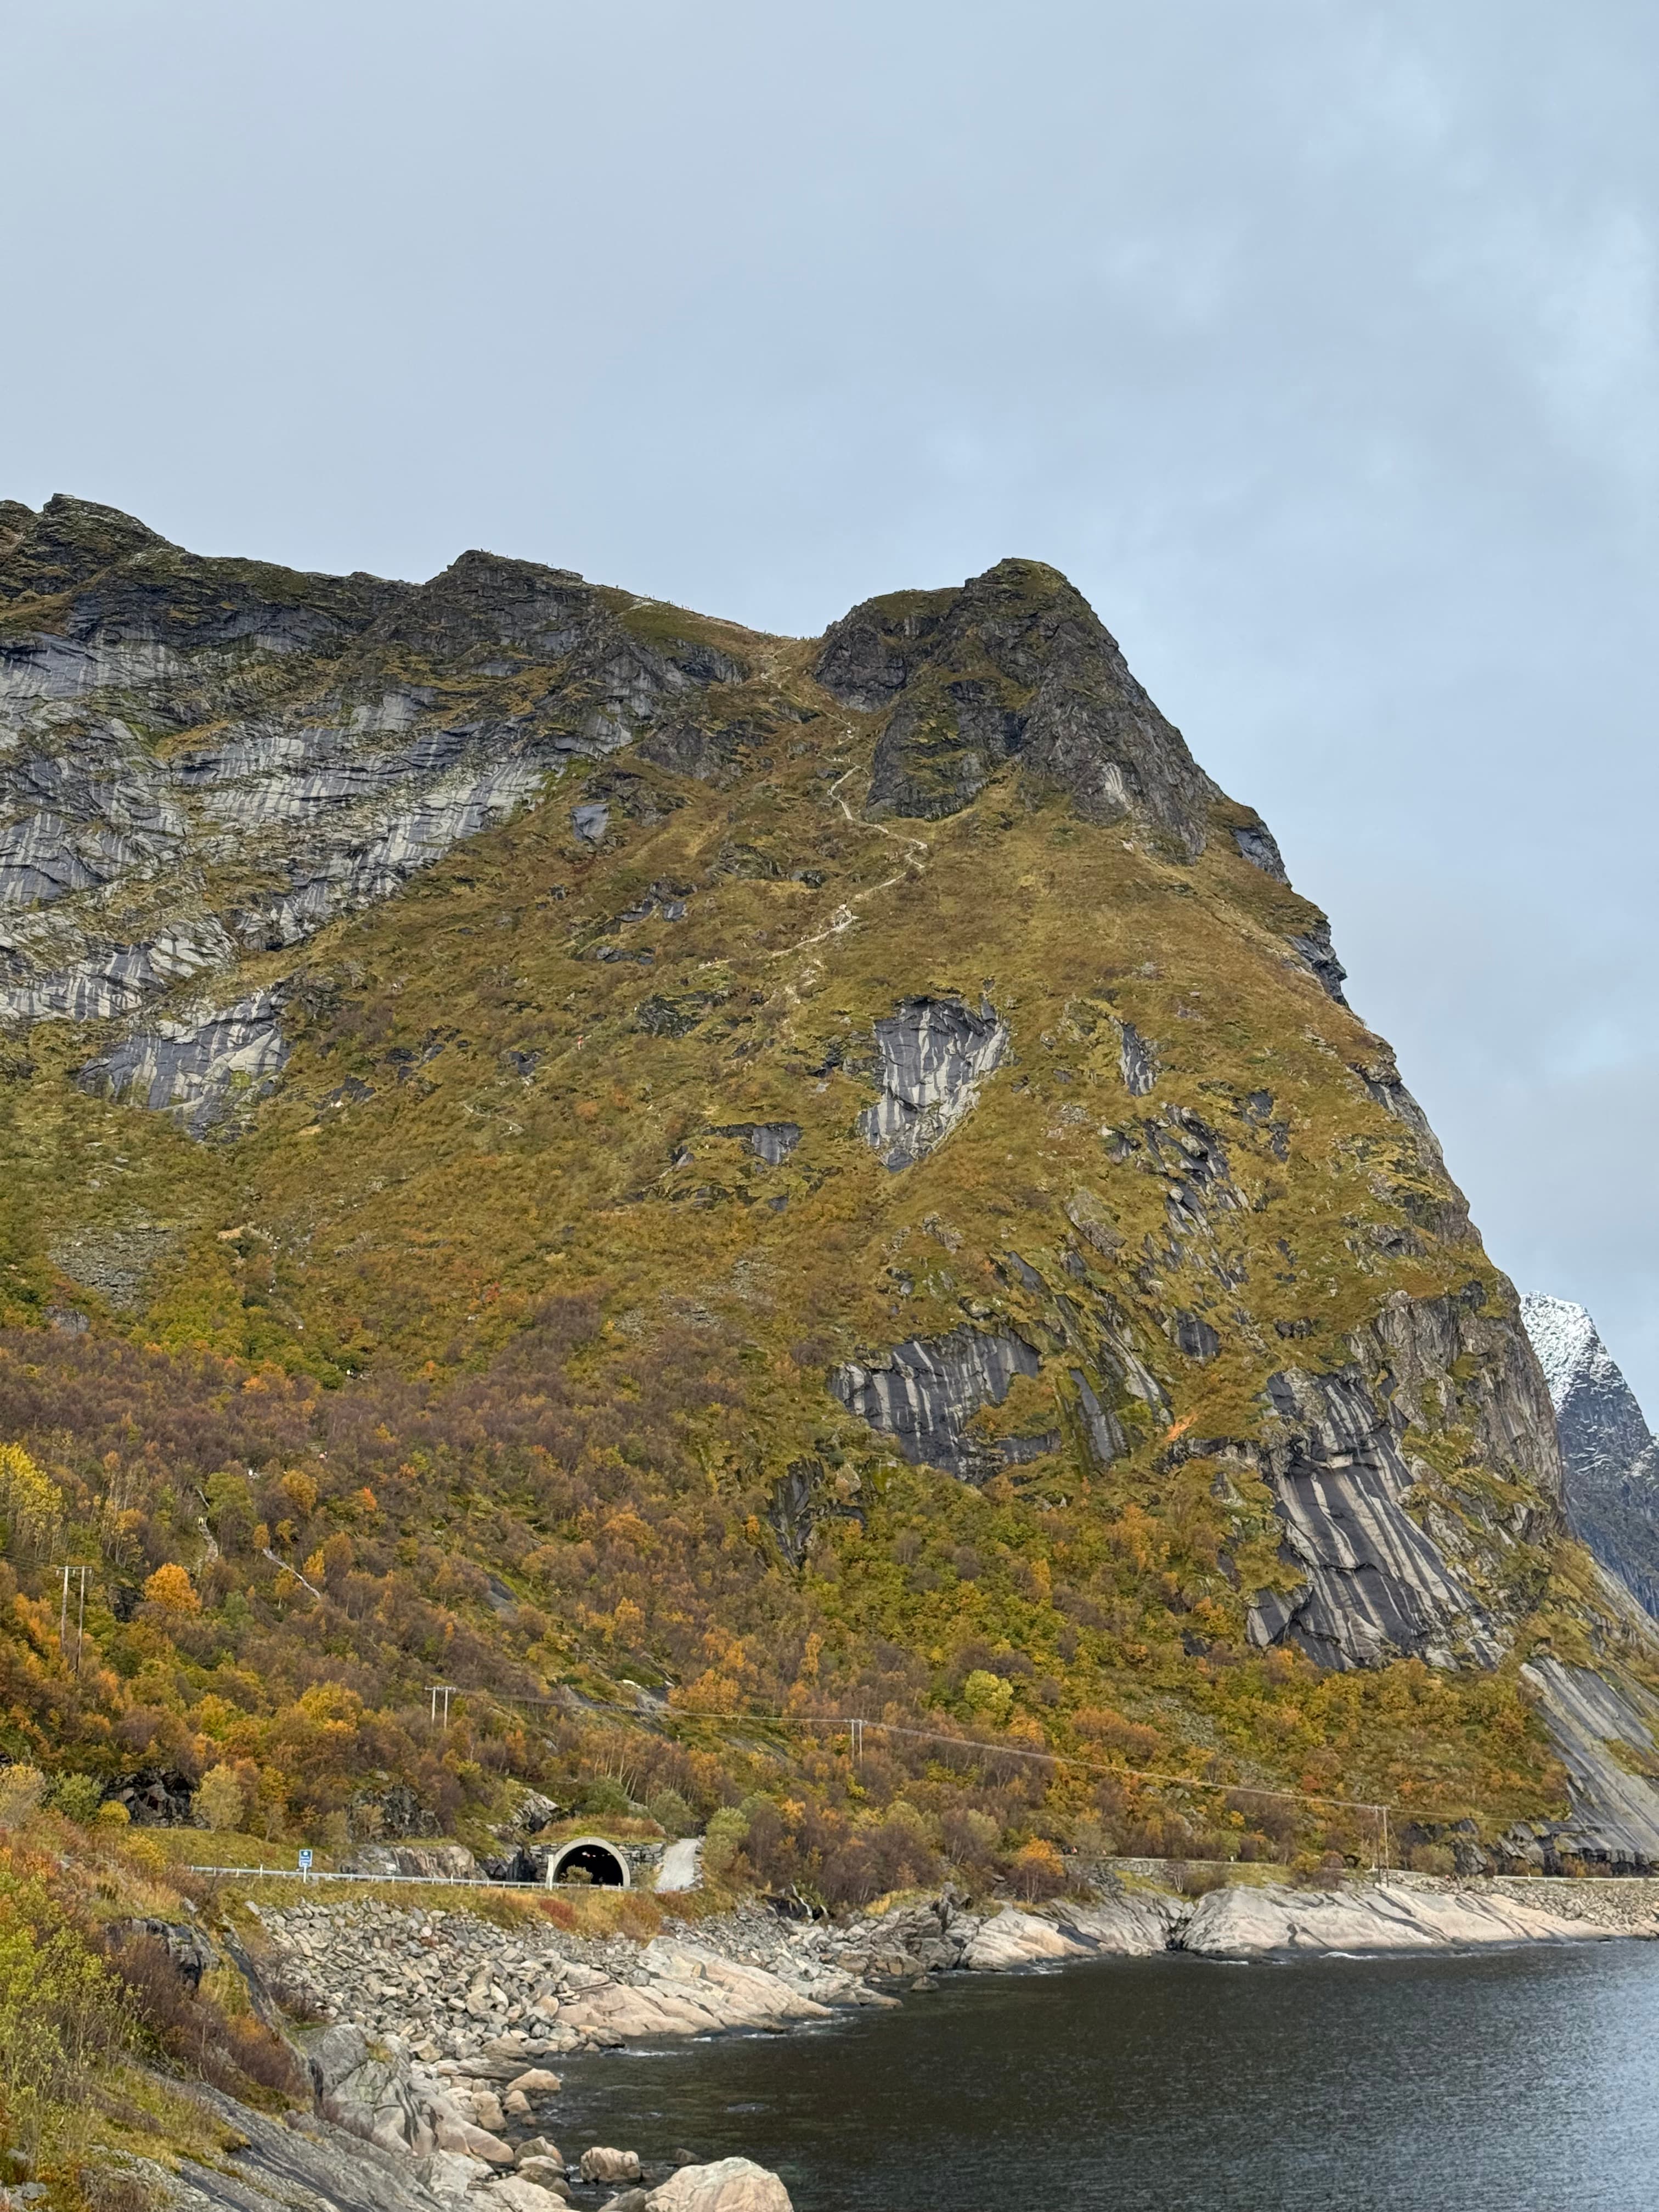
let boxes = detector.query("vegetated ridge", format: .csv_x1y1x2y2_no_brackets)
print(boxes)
4,490,1659,1910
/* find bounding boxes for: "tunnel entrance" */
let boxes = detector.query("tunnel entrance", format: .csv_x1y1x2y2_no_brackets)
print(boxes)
546,1836,630,1888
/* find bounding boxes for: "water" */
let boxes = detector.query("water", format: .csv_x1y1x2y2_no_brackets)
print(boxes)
554,1942,1659,2210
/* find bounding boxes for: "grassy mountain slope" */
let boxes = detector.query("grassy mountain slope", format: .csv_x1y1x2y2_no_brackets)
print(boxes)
2,499,1655,1885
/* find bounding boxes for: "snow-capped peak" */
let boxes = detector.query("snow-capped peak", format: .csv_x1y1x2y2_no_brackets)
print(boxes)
1520,1291,1605,1409
1531,1291,1637,1407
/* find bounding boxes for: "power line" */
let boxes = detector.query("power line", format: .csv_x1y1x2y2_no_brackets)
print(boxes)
513,1688,1396,1824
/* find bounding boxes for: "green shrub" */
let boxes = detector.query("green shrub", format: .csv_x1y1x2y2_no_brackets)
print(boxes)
47,1775,104,1826
646,1788,696,1837
0,1865,128,2155
702,1805,750,1882
577,1777,634,1820
961,1670,1014,1726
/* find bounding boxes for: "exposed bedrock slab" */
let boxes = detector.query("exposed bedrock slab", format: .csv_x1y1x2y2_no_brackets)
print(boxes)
829,1324,1041,1482
1245,1286,1562,1672
0,737,186,909
1286,917,1348,1003
961,1895,1184,1968
715,1120,802,1166
1354,1284,1561,1504
1521,1656,1659,1867
857,995,1008,1168
1178,1880,1614,1957
1116,1018,1158,1096
2,919,236,1023
1246,1363,1497,1670
0,499,762,1025
76,988,290,1135
1232,816,1288,878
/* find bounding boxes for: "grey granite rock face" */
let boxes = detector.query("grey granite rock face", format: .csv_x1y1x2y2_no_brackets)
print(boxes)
1355,1284,1561,1504
0,496,767,1052
766,1457,865,1568
2,918,238,1022
1232,817,1288,879
1247,1363,1498,1669
1522,1293,1659,1618
829,1324,1042,1482
1116,1019,1158,1096
1351,1042,1447,1171
157,2086,455,2212
1287,918,1348,1003
857,996,1008,1169
1520,1656,1659,1867
1071,1369,1129,1466
715,1121,802,1166
76,989,290,1135
1247,1287,1560,1671
817,558,1218,853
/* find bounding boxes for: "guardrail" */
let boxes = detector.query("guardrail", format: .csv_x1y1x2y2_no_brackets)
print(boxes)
184,1864,545,1889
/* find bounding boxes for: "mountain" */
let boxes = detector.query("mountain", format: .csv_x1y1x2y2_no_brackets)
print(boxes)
1522,1293,1659,1617
6,493,1659,1875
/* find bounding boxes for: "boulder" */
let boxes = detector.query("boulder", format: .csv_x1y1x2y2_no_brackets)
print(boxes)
516,2138,563,2166
503,2090,533,2120
646,2158,793,2211
515,2157,569,2190
505,2067,562,2096
482,2179,569,2212
471,2091,507,2133
459,2126,516,2164
960,1908,1087,1971
582,2147,643,2182
419,2151,493,2200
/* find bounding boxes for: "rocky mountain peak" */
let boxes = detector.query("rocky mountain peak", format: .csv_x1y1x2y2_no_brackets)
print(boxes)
1522,1291,1659,1618
0,493,173,608
369,548,592,659
815,556,1217,852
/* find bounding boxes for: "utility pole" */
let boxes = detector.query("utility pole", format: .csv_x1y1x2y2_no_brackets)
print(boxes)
428,1684,459,1731
58,1565,92,1675
849,1717,864,1765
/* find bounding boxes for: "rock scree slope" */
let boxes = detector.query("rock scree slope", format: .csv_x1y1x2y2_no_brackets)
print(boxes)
5,493,1659,1872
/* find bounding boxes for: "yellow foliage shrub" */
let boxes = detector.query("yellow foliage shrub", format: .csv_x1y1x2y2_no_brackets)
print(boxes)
195,1764,245,1833
142,1564,200,1613
0,1443,59,1564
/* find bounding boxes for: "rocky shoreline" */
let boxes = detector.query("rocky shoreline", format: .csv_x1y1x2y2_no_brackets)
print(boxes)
213,1870,1659,2212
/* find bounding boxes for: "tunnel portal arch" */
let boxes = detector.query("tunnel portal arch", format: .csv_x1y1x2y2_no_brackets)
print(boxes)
546,1836,630,1887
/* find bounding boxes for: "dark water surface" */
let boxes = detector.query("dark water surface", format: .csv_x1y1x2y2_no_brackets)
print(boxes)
554,1942,1659,2210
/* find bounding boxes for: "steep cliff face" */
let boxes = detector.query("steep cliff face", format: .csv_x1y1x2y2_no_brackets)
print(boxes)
5,494,1657,1865
0,495,764,1026
1523,1293,1659,1617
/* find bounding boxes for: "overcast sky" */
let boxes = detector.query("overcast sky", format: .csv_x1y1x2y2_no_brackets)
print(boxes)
7,0,1659,1406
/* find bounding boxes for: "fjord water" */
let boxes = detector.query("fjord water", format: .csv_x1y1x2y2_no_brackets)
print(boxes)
557,1943,1659,2211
